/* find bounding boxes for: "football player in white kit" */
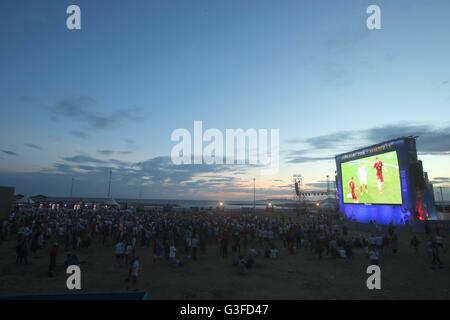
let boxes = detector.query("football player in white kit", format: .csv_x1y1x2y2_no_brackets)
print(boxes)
357,164,368,196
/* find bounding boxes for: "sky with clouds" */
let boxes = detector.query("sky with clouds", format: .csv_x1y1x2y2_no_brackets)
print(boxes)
0,0,449,200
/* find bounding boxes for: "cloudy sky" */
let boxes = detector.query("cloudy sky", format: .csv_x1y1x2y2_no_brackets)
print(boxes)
0,0,449,200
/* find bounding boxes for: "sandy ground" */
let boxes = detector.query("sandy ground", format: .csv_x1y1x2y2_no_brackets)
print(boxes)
1,219,449,300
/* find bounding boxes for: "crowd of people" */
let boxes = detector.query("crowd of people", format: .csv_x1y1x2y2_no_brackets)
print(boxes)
0,205,446,289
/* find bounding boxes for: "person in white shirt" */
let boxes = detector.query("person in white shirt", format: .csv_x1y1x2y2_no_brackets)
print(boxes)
368,247,379,266
131,256,140,284
270,247,279,259
358,164,368,196
115,240,125,266
169,244,177,261
125,243,133,265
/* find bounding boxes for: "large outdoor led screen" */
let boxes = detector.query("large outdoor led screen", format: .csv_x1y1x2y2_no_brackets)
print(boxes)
341,150,402,205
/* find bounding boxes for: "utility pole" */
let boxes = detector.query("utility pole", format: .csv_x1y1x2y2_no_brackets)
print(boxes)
107,169,112,199
253,177,256,211
439,186,444,203
326,175,330,195
70,177,74,198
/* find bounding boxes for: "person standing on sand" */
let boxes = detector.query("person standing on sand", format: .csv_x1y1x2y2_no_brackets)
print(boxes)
163,240,170,260
115,239,125,266
48,243,59,277
392,233,399,254
435,232,445,253
315,236,324,260
344,241,353,264
169,242,177,264
126,256,140,291
151,239,157,263
220,234,228,258
430,237,443,270
16,234,28,265
125,242,133,265
368,246,379,266
410,236,420,254
270,246,279,259
131,256,140,284
191,234,199,261
237,255,247,275
154,240,163,263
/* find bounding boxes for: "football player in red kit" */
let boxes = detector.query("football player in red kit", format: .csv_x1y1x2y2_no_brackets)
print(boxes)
349,177,358,203
373,157,384,193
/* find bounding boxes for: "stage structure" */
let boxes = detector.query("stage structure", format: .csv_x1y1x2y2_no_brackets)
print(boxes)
293,174,337,199
293,174,303,200
335,136,436,224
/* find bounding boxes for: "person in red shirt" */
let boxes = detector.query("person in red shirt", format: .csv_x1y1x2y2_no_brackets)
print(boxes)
373,157,384,193
349,177,358,203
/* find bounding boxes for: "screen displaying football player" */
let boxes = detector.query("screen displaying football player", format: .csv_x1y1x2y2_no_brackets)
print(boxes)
373,157,384,193
349,177,358,203
357,164,368,196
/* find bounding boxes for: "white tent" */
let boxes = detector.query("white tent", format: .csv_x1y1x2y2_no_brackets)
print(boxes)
17,194,35,205
104,198,119,207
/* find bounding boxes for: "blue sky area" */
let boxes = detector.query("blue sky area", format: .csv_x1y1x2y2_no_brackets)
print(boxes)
0,0,449,200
